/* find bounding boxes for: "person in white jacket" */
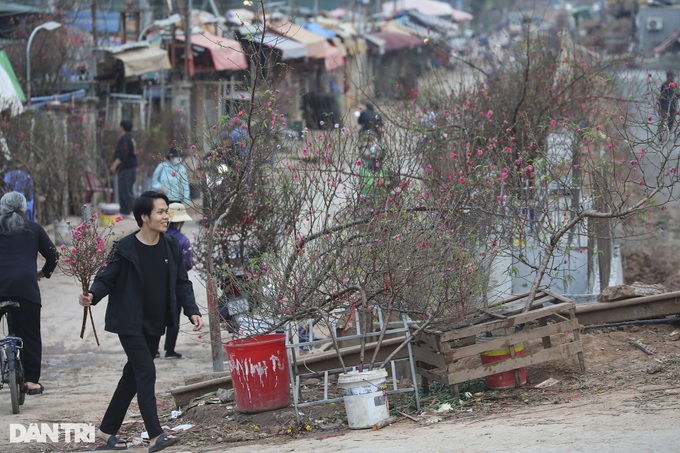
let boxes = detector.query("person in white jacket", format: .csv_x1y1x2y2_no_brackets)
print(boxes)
152,147,190,204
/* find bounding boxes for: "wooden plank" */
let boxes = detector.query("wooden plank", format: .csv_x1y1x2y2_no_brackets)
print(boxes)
486,290,547,309
418,331,452,353
184,371,230,386
430,292,551,333
541,288,576,304
438,302,575,342
499,294,554,313
170,376,233,407
569,309,587,373
417,367,448,385
442,319,579,363
575,295,680,325
446,341,584,385
412,345,447,369
538,317,552,349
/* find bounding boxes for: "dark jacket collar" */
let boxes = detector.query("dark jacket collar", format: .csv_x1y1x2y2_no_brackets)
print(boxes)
113,231,175,275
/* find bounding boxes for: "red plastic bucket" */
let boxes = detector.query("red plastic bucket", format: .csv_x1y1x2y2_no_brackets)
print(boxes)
480,343,527,389
224,333,291,413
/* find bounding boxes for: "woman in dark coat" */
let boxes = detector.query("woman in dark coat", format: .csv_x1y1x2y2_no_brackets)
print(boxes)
0,191,58,395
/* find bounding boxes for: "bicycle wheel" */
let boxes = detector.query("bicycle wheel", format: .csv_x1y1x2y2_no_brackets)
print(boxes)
16,355,25,406
7,348,21,414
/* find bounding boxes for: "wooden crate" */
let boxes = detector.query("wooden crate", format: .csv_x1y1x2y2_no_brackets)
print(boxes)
413,290,586,397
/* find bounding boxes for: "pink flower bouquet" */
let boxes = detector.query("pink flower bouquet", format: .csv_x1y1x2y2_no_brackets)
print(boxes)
59,211,122,346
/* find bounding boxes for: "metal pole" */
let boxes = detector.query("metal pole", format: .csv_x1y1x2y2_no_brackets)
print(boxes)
25,22,61,108
26,28,38,108
184,0,192,80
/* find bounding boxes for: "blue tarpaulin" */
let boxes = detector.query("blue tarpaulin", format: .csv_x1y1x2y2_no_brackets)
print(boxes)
29,89,87,110
65,11,120,34
300,22,336,39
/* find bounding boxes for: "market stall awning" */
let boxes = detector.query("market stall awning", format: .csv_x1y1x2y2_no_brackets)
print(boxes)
386,19,444,42
451,9,474,22
0,50,25,116
269,21,345,71
226,8,256,25
248,32,307,60
176,32,247,71
365,30,423,54
323,41,345,71
382,0,473,21
316,19,366,56
113,46,171,77
269,21,327,58
404,10,461,34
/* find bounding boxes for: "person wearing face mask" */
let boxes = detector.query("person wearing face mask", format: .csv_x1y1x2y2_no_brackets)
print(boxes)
152,146,190,205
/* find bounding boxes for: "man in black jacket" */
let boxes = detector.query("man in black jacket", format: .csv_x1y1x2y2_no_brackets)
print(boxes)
78,191,202,452
109,120,137,216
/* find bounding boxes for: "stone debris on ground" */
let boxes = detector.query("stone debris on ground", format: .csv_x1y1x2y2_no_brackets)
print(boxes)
598,282,668,302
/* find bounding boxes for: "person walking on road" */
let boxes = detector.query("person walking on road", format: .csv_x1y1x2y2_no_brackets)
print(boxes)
78,191,202,452
230,121,250,160
358,102,383,140
0,191,57,396
658,71,678,142
110,120,138,217
160,202,194,359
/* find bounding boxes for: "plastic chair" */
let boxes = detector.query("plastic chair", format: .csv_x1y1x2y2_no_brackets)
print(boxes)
3,170,35,221
84,169,114,204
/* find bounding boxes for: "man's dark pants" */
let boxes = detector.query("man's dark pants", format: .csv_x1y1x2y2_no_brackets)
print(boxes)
117,167,136,215
100,334,164,439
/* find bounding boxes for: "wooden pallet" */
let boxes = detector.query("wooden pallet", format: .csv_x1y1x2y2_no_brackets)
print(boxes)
413,290,586,398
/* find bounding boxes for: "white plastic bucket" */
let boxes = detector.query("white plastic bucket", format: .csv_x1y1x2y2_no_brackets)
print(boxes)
54,220,71,246
337,368,389,429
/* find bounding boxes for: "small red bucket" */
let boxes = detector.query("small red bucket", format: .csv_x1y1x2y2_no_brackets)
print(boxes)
224,333,291,413
480,343,527,389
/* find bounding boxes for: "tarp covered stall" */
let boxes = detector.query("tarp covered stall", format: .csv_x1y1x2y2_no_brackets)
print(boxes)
405,10,463,34
0,50,25,116
114,46,171,77
382,0,473,21
246,32,307,60
97,42,171,79
269,22,346,71
269,22,327,58
322,42,345,72
175,32,248,71
226,8,256,24
386,19,445,42
365,30,423,54
315,19,367,56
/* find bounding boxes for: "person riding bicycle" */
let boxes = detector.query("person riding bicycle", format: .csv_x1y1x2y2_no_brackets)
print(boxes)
0,191,57,396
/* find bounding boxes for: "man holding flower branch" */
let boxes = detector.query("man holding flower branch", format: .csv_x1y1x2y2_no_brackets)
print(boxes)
78,191,202,452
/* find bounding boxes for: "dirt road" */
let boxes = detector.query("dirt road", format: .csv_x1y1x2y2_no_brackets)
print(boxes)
2,216,680,452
